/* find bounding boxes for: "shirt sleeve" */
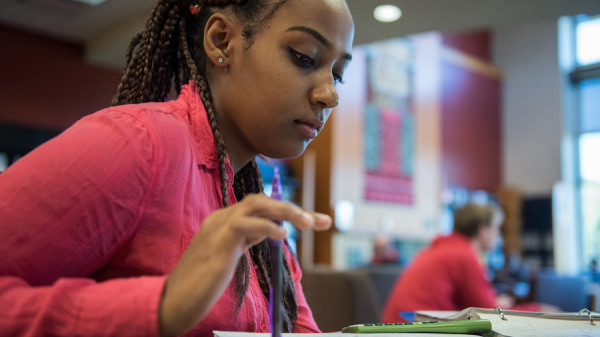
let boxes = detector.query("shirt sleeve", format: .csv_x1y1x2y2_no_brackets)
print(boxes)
0,109,163,337
284,247,320,333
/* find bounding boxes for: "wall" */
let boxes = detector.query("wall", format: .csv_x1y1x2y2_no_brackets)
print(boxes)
331,34,443,242
442,30,491,62
493,19,563,196
440,44,502,191
0,24,121,131
325,30,503,268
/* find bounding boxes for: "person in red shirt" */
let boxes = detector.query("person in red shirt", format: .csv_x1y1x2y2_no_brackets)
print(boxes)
372,236,401,264
0,1,354,336
382,203,516,322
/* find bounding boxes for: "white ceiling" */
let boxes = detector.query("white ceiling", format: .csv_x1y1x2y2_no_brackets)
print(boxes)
1,0,599,70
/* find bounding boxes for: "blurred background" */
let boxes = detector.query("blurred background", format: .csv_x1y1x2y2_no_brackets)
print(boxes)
1,0,599,330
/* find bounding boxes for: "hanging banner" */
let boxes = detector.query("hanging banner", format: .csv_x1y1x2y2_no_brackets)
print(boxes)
363,39,415,204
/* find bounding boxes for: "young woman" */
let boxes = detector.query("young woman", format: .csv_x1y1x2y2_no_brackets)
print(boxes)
0,0,354,336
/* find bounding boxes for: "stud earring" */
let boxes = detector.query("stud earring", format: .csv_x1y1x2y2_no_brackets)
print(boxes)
217,57,224,63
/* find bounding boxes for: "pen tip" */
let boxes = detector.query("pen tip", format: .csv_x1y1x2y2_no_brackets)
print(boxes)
271,167,282,199
273,167,280,185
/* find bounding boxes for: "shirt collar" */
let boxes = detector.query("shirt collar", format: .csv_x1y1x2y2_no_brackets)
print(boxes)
432,232,471,246
176,81,234,187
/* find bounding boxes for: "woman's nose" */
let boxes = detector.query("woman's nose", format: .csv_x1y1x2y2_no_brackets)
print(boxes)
310,76,339,109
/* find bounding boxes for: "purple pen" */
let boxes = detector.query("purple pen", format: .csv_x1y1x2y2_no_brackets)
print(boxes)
269,167,283,337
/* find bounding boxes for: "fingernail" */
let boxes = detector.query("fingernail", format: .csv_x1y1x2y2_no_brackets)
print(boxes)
301,211,313,222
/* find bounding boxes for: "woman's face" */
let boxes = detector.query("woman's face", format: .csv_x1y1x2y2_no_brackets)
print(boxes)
212,0,354,168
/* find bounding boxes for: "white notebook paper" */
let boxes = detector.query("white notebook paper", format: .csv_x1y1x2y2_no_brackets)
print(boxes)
416,307,600,337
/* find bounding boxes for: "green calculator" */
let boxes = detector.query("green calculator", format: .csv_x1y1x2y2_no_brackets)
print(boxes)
341,319,492,334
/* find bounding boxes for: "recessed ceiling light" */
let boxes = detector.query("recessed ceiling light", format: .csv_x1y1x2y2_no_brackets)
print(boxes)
374,4,402,23
71,0,109,6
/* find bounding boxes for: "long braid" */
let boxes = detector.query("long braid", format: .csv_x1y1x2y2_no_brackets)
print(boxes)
111,32,141,105
247,160,298,331
125,33,143,68
151,8,179,100
179,6,256,308
236,162,298,332
112,0,180,105
140,3,169,101
179,17,229,208
112,0,298,332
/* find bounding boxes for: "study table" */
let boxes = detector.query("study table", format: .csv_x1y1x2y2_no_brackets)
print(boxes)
214,307,600,337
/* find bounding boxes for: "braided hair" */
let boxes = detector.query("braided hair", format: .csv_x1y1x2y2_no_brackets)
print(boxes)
111,0,299,332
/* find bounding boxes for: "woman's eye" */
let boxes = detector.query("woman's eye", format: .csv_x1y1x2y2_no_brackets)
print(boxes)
288,46,345,84
289,47,315,67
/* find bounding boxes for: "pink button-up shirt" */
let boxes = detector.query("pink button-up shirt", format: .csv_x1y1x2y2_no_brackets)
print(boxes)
0,83,319,336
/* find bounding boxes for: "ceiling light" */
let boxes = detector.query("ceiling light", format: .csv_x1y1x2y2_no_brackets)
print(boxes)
374,4,402,23
71,0,109,6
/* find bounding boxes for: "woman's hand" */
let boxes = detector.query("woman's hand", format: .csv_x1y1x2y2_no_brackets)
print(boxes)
158,193,331,337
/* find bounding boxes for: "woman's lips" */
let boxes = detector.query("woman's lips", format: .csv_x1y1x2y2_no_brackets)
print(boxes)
295,119,324,139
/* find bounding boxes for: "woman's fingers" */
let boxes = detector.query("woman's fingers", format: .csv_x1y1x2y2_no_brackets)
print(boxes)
230,216,287,246
307,211,333,230
237,194,332,231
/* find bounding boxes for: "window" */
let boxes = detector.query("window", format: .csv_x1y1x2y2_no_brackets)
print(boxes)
576,17,600,66
576,17,600,273
562,14,600,272
0,124,59,173
579,133,600,269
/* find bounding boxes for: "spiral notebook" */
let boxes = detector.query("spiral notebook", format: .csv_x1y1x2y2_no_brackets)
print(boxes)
415,307,600,337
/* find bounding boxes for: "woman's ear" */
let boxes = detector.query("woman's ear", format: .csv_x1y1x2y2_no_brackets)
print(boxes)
204,13,235,67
